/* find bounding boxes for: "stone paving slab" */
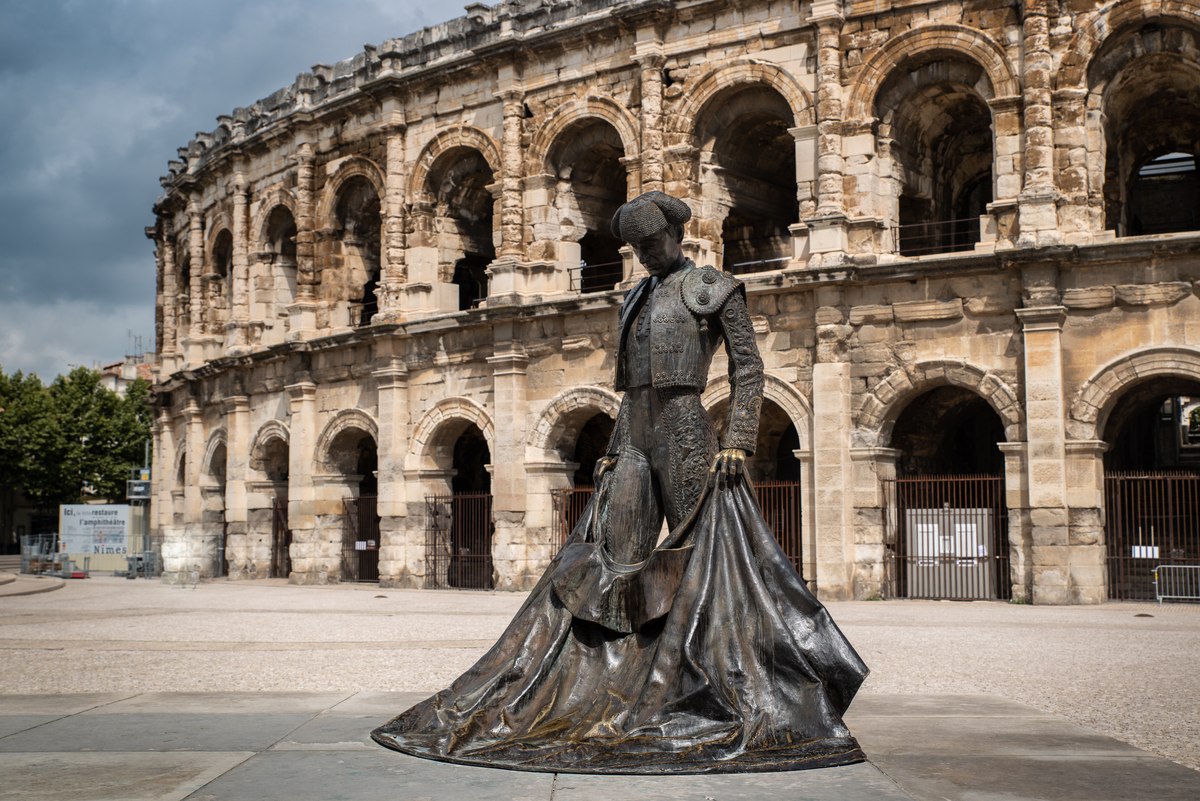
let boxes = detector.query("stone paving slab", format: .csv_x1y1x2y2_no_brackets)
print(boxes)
0,692,1197,801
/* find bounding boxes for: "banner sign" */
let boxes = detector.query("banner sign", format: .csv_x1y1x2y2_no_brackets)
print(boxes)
59,505,130,555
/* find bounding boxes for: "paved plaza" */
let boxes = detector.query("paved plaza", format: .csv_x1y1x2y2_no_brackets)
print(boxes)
1,574,1198,800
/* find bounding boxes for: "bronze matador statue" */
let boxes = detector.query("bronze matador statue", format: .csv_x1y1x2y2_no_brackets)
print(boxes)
373,191,868,775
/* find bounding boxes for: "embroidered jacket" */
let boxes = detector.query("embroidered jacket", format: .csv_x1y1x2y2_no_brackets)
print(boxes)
610,259,764,454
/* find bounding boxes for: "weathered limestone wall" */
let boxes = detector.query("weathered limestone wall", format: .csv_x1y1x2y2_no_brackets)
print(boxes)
149,0,1200,603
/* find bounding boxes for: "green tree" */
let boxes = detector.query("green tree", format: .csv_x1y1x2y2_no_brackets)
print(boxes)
0,368,52,540
35,368,152,507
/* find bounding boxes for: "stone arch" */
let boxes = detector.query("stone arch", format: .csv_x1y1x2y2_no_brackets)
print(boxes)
856,360,1023,446
528,96,640,174
205,211,234,258
846,24,1019,123
1057,2,1200,90
249,419,290,477
1068,347,1200,441
408,126,502,203
251,188,299,248
406,397,495,472
316,156,386,230
528,386,622,456
201,429,228,485
314,409,379,472
702,373,814,452
669,59,814,136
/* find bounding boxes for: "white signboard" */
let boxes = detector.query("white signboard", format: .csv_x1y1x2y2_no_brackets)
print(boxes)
59,505,130,556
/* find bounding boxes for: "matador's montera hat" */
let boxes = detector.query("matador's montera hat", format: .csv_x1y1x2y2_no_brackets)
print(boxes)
610,191,692,243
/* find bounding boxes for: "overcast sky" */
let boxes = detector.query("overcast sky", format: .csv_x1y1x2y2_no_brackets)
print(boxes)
0,0,469,381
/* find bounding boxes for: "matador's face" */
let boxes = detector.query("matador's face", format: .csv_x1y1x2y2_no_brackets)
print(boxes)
633,227,682,277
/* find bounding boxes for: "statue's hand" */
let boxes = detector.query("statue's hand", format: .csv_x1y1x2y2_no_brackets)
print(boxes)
594,455,618,483
710,448,748,487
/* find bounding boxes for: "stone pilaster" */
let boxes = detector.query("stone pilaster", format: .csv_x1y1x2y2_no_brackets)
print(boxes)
810,285,854,599
805,10,849,262
1016,305,1082,603
1017,0,1059,247
288,141,319,337
498,89,525,258
377,122,408,322
634,48,665,195
151,409,175,560
998,441,1031,601
227,172,251,354
286,376,319,582
374,355,411,587
223,395,251,577
184,199,206,365
488,332,531,589
161,396,203,582
159,230,180,374
1065,439,1110,602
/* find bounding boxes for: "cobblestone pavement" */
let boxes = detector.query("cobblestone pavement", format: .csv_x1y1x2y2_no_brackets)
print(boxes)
1,575,1197,771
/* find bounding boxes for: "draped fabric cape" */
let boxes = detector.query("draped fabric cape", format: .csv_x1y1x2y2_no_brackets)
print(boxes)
372,478,869,774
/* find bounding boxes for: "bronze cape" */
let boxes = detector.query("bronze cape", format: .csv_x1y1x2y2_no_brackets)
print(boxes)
371,475,869,774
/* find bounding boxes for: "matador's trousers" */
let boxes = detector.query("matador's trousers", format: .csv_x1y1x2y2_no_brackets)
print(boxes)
601,385,718,565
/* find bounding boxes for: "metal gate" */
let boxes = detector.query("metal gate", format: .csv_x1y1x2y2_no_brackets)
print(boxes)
342,494,380,583
1105,471,1200,600
424,492,494,589
270,496,291,579
550,480,805,574
885,475,1011,600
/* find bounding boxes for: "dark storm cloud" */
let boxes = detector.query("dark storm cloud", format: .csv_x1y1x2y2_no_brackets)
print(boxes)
0,0,467,379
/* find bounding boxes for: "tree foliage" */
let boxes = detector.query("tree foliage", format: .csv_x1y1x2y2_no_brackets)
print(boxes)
0,366,152,516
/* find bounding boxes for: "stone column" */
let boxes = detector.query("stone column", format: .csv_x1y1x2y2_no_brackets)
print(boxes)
161,395,204,582
151,409,175,561
810,286,854,598
185,199,205,365
524,461,577,578
634,49,665,195
805,9,850,263
998,441,1032,601
487,90,528,302
849,446,900,599
223,394,251,578
377,123,408,322
289,141,319,336
789,124,819,262
1016,304,1083,603
374,355,410,587
227,172,251,354
1017,0,1059,247
159,230,180,375
286,375,318,582
488,331,531,589
986,96,1024,250
1065,439,1110,601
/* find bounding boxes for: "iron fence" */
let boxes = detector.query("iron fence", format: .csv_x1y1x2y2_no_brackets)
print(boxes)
271,496,291,579
569,260,624,294
342,495,380,583
884,474,1010,600
1105,471,1200,601
425,492,494,590
551,479,805,575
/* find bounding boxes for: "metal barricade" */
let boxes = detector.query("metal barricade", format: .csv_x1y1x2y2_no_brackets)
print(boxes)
1154,565,1200,603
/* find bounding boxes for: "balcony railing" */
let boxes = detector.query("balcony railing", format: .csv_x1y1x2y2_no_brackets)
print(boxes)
894,216,982,257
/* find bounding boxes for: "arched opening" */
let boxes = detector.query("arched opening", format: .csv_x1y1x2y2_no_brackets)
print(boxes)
427,148,495,310
203,442,228,579
333,177,382,326
547,119,627,293
570,413,615,488
877,59,994,256
176,239,192,336
887,387,1009,599
697,85,798,274
262,205,298,328
1101,376,1200,599
249,435,291,579
1091,27,1200,237
425,423,493,589
212,229,233,281
326,426,379,582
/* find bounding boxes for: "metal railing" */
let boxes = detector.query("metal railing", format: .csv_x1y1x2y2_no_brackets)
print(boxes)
569,260,624,294
1154,565,1200,603
1105,471,1200,601
553,485,596,550
424,492,494,590
271,496,291,579
884,474,1011,600
894,216,982,257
